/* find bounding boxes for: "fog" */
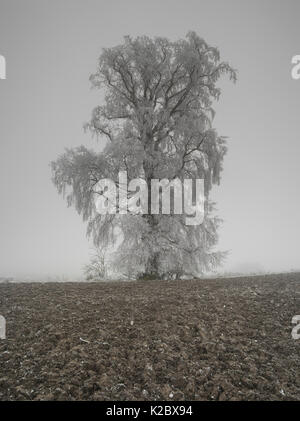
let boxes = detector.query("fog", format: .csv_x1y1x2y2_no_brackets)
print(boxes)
0,0,300,279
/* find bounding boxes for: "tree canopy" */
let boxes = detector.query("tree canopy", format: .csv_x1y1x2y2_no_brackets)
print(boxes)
51,32,236,279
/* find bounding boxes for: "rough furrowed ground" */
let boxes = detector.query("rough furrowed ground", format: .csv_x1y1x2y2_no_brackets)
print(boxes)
0,273,299,401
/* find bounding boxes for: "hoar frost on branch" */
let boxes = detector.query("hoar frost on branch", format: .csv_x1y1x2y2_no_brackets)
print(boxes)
51,32,236,279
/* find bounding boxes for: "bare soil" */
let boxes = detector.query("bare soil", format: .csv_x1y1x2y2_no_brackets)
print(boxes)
0,273,300,401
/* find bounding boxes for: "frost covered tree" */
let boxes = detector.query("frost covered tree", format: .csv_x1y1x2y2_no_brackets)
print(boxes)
51,32,236,279
84,246,107,281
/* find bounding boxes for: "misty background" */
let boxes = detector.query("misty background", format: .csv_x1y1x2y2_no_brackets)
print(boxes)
0,0,299,279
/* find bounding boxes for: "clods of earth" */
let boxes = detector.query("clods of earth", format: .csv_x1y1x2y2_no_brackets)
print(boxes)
0,273,299,400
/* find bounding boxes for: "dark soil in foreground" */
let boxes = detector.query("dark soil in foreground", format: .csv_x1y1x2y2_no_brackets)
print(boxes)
0,273,300,401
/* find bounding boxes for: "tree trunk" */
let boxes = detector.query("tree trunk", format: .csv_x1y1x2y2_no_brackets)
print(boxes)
142,144,160,279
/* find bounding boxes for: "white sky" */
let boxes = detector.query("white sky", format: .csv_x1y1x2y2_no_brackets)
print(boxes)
0,0,300,278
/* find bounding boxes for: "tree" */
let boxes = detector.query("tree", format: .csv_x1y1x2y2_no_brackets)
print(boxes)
84,246,107,281
51,32,236,279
